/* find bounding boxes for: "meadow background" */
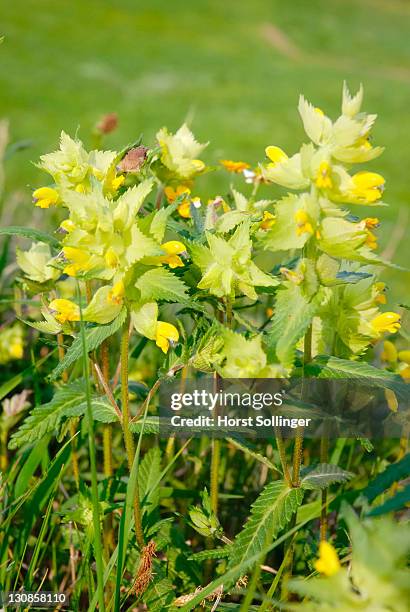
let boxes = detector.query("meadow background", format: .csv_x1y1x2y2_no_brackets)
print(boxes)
1,0,410,298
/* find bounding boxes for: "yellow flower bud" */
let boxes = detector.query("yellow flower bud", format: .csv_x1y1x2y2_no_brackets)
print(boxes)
105,247,119,268
108,280,125,305
265,145,288,166
155,321,179,354
32,186,59,209
371,312,401,335
192,159,205,172
49,299,80,324
9,342,23,360
314,541,341,577
316,161,333,189
381,340,397,363
220,160,250,173
260,211,275,230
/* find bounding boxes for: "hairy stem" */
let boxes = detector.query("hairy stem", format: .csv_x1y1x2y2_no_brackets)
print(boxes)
57,332,79,488
320,434,329,541
121,315,144,548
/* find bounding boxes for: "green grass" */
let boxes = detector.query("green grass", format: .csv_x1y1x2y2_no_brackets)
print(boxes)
1,0,410,298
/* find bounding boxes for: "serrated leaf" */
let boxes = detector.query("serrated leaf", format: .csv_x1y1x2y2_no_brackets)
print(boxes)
227,480,303,569
49,308,126,380
0,226,60,248
64,396,119,423
135,267,189,303
139,446,161,512
8,380,116,449
144,577,174,611
301,463,352,490
129,416,160,434
304,355,410,401
226,436,280,473
149,203,178,242
268,284,320,368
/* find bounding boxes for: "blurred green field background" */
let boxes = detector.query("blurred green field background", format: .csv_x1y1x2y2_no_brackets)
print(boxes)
1,0,410,301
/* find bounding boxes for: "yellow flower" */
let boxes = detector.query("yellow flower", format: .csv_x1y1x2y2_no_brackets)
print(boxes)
164,185,191,203
399,365,410,380
62,247,91,276
110,175,125,191
356,134,372,150
159,241,187,268
266,307,274,317
32,187,59,209
265,145,288,167
371,312,401,334
220,160,250,173
365,230,378,250
178,200,191,218
260,211,276,230
351,172,385,203
155,321,179,353
398,350,410,365
49,298,80,324
316,161,333,189
60,219,75,233
75,183,87,193
363,217,380,230
108,280,125,305
374,281,387,304
9,341,24,359
314,541,341,577
314,107,325,116
381,340,397,363
105,247,119,269
294,209,313,236
192,159,205,172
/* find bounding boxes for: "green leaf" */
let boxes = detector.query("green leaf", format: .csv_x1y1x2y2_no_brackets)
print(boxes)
139,446,161,512
144,577,174,611
149,202,178,242
0,226,60,248
360,453,410,503
225,436,281,473
135,267,189,303
227,480,303,569
49,308,126,380
268,284,320,368
367,484,410,517
8,380,117,449
304,355,410,401
301,463,353,490
129,416,161,434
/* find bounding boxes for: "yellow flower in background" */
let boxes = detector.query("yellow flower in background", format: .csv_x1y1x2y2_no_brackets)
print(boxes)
159,241,187,268
381,340,397,363
314,541,341,577
178,200,191,218
365,230,378,250
316,161,333,189
107,280,125,305
351,171,385,203
220,160,250,173
164,184,191,203
0,325,24,364
155,321,179,353
371,312,401,334
398,350,410,364
33,187,60,209
260,211,276,230
49,299,80,324
265,145,288,167
294,209,313,236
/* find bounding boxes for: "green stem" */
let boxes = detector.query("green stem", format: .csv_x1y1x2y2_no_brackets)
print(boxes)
78,288,105,612
121,315,144,548
275,427,291,487
260,542,293,611
320,434,329,541
240,561,262,611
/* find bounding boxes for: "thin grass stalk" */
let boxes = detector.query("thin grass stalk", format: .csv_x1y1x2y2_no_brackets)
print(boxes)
320,433,329,541
240,560,262,611
78,286,105,612
259,541,293,611
120,314,144,548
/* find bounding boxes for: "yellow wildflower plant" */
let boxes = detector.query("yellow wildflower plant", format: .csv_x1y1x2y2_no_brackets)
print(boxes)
32,186,60,208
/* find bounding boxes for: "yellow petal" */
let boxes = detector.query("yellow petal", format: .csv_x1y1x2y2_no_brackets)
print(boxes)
371,312,401,334
49,298,80,323
161,241,186,255
265,146,288,165
314,541,341,577
381,340,397,363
